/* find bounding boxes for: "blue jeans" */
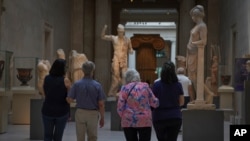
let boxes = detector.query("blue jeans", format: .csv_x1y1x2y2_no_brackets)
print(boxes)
42,113,69,141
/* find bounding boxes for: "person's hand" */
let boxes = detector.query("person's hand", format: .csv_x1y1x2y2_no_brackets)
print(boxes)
99,117,104,128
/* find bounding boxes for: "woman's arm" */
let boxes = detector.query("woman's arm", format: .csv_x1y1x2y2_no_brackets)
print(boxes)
179,95,185,106
64,77,72,91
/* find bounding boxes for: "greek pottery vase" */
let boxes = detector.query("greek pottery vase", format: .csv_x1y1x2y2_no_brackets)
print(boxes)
16,68,33,86
221,75,231,85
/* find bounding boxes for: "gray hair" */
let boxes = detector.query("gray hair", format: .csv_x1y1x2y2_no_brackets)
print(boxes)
177,67,185,74
82,61,95,76
125,68,140,84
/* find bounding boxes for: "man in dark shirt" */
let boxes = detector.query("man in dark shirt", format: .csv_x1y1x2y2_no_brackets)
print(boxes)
66,61,106,141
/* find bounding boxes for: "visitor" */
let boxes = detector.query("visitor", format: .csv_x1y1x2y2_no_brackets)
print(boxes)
41,58,71,141
117,68,159,141
176,67,193,108
152,61,184,141
66,61,106,141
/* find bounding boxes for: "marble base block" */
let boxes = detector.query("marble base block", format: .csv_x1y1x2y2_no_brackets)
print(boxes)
30,99,44,140
0,94,8,133
11,87,40,124
109,99,122,131
244,81,250,124
182,110,224,141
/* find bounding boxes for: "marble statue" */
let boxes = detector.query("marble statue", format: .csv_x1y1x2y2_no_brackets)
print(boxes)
210,55,218,95
176,55,186,75
56,48,65,60
187,5,207,91
101,24,134,97
204,77,214,104
186,5,215,109
37,59,51,96
69,50,88,83
201,55,219,104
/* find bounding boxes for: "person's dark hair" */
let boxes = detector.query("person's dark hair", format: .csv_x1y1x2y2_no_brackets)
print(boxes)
82,61,95,76
49,59,66,76
160,61,178,84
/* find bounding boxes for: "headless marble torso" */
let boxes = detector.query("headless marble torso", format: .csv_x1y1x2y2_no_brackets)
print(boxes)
37,60,51,96
112,36,130,68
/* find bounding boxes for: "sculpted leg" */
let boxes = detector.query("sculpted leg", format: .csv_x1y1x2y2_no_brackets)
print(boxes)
108,61,120,96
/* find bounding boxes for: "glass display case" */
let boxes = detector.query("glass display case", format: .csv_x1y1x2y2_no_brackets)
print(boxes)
0,50,13,133
12,57,39,89
0,50,13,93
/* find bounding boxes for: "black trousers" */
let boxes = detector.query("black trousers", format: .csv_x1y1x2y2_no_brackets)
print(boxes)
182,96,190,109
123,127,152,141
153,119,182,141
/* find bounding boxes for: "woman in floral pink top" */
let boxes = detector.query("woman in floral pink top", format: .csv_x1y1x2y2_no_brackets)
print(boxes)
117,68,159,141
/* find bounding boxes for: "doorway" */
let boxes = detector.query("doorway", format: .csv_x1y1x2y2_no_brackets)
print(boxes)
131,34,165,84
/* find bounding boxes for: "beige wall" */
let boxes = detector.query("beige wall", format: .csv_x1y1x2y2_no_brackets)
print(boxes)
219,0,250,75
0,0,71,63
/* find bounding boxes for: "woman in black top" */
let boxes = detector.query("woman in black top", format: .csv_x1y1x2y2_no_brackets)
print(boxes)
41,59,71,141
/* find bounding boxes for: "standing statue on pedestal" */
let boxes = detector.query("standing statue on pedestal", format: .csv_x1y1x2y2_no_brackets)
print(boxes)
186,5,214,109
69,50,88,83
187,5,207,92
101,24,134,97
37,59,51,96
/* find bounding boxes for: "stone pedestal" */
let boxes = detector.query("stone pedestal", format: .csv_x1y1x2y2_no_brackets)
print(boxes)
70,102,76,121
11,87,40,124
30,98,43,140
0,92,9,133
218,85,234,109
108,97,122,131
182,110,224,141
244,81,250,124
218,85,234,121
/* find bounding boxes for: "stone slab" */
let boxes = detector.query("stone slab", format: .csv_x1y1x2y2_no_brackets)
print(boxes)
11,88,40,124
0,95,8,133
182,110,224,141
244,81,250,124
109,100,122,131
30,99,44,140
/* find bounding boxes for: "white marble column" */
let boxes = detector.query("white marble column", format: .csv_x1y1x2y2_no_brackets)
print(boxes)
128,52,136,69
196,46,205,103
170,40,176,64
188,45,216,110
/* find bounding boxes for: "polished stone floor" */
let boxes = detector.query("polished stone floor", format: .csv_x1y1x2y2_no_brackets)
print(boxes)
0,112,230,141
